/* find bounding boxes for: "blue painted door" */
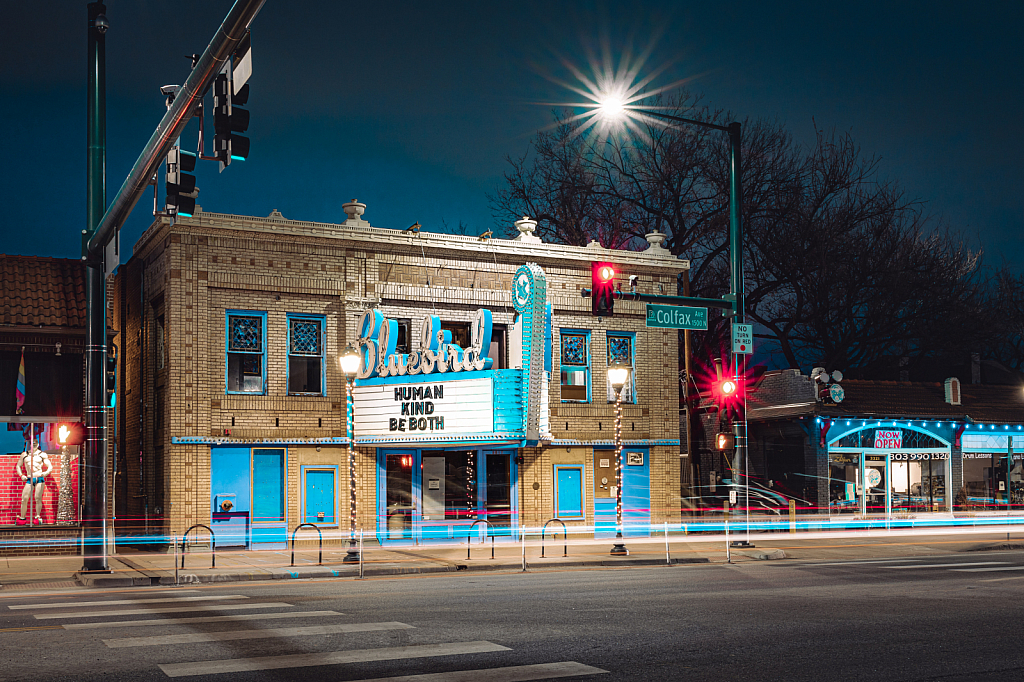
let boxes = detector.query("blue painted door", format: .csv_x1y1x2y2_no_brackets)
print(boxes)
252,448,286,547
211,447,251,547
622,448,651,536
304,469,335,524
555,466,584,518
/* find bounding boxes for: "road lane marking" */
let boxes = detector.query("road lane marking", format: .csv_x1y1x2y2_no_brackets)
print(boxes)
346,661,610,681
104,621,413,647
158,641,511,677
886,562,1008,569
810,559,924,566
34,602,292,620
64,610,343,629
953,566,1024,572
10,595,247,610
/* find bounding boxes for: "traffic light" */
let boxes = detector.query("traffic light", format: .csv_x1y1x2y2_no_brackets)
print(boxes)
716,432,734,451
106,342,118,408
165,146,198,217
213,68,250,170
591,262,616,317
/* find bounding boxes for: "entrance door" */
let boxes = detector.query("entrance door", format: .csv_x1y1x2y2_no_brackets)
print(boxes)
554,465,584,519
303,469,336,524
211,447,251,547
485,452,512,531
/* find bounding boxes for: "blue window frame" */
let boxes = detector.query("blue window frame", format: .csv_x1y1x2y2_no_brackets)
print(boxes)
287,314,325,395
226,311,266,394
606,332,636,403
560,329,590,403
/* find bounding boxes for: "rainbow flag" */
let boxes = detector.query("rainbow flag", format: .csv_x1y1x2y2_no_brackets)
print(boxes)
15,347,25,414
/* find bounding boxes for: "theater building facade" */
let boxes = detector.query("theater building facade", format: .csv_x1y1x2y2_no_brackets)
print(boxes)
113,202,686,546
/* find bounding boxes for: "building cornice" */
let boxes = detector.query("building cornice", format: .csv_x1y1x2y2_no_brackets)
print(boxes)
136,209,688,273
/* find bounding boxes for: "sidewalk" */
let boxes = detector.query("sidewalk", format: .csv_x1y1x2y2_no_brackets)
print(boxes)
2,527,1023,591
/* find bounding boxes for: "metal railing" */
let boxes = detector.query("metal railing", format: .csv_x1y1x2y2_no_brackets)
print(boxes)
180,524,216,569
540,519,568,558
290,523,323,566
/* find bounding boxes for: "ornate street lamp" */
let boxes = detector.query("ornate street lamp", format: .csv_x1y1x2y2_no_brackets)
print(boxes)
607,359,631,556
339,345,362,563
57,424,75,525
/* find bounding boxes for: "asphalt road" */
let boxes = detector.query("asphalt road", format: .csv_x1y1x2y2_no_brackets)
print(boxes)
3,551,1024,681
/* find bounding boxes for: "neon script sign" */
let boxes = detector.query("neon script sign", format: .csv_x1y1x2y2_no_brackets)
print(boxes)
356,308,493,379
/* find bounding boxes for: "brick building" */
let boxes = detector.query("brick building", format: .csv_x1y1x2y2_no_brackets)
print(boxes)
112,201,687,547
0,255,87,552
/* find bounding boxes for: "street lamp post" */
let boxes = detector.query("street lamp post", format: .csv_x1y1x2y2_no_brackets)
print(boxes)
596,102,748,541
608,360,631,556
339,345,362,563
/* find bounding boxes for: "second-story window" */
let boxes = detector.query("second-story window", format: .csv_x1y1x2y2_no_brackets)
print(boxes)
288,314,324,395
607,332,636,403
226,311,265,394
560,330,590,402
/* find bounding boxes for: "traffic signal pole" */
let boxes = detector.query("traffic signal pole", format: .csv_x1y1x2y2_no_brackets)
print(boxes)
83,1,108,572
81,0,265,569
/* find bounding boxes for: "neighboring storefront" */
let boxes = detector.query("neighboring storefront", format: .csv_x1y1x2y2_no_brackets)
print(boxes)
741,370,1024,517
120,204,686,546
0,255,88,552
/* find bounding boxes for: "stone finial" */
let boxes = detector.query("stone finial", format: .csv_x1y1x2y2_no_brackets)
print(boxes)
268,209,285,219
514,216,541,243
644,231,671,257
585,239,604,250
342,199,369,227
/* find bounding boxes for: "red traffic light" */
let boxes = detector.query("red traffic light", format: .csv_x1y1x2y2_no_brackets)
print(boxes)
719,379,738,397
591,261,616,317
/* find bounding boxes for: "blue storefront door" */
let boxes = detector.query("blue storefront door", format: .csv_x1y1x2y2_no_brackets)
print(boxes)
554,466,584,518
594,448,650,537
211,447,251,547
304,469,336,524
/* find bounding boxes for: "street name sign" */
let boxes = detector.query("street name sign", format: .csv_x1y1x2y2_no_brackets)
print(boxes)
732,323,753,354
645,304,708,330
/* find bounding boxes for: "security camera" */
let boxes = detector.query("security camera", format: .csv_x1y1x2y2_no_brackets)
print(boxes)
160,85,181,108
94,14,109,34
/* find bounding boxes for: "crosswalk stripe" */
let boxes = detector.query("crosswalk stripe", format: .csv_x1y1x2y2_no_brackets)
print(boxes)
104,621,413,648
953,565,1024,573
63,610,343,629
10,595,247,610
345,661,610,681
886,562,1008,569
34,602,292,620
158,641,511,677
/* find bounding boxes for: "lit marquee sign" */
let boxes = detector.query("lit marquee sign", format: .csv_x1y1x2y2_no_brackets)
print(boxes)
355,308,492,379
353,377,494,438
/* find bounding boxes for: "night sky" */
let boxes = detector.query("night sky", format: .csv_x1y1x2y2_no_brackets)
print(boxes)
2,1,1022,270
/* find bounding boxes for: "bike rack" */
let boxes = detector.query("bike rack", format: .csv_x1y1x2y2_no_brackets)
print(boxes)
540,518,568,558
290,523,323,566
467,519,494,560
180,524,216,569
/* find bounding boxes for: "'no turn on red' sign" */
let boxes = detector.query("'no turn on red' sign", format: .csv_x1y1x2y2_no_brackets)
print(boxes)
731,324,753,355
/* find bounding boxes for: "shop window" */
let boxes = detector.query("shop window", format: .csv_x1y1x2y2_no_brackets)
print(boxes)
606,332,636,403
226,311,266,394
422,450,478,521
560,330,590,402
252,448,285,523
287,314,324,395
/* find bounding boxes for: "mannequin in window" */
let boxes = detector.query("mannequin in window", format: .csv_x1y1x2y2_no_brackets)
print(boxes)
16,446,52,525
